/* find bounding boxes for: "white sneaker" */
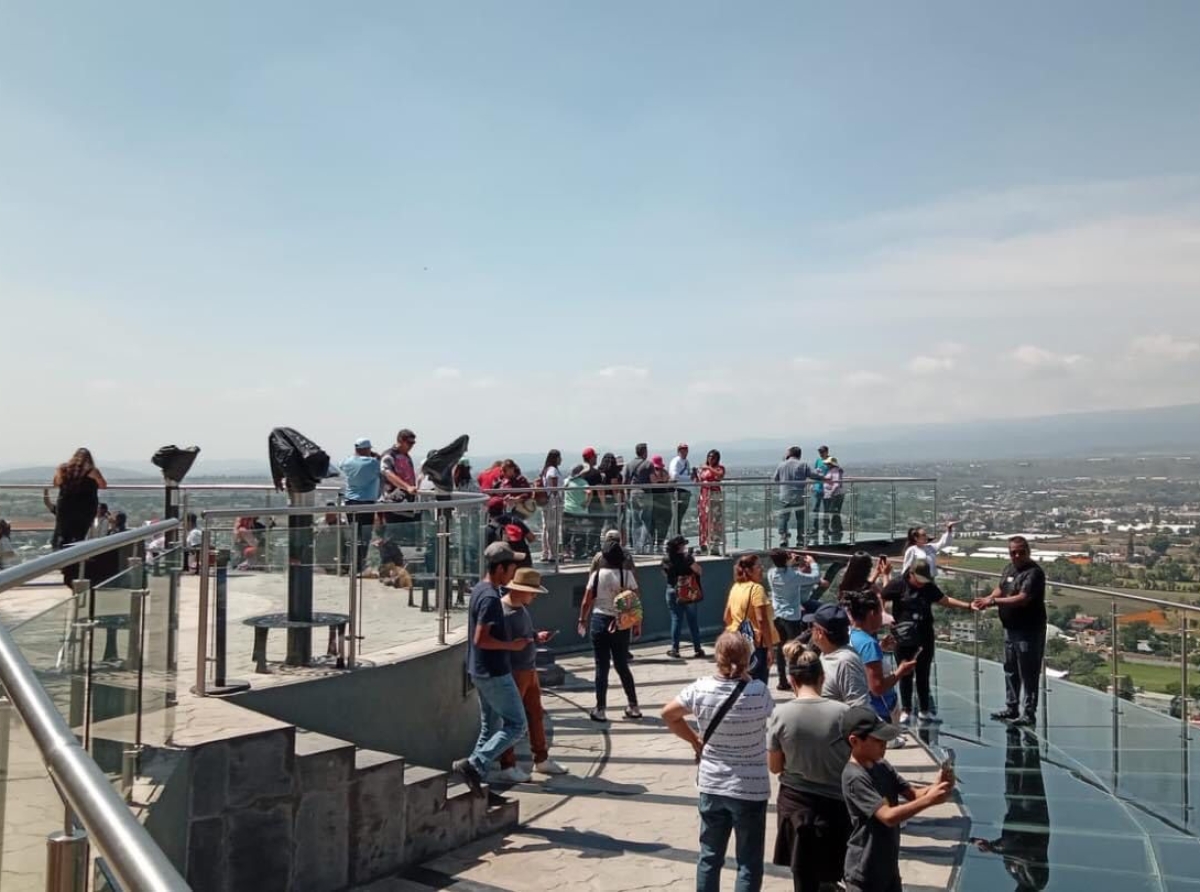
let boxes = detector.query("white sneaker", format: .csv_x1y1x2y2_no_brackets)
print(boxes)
899,710,911,725
888,734,909,749
534,758,569,776
494,766,531,784
918,711,943,724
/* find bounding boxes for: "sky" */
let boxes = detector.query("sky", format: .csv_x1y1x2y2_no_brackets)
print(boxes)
2,1,1199,467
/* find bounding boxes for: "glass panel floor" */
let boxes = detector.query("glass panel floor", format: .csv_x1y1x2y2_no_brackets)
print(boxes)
928,650,1200,891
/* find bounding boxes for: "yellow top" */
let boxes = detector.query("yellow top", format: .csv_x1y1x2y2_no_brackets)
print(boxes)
724,581,780,646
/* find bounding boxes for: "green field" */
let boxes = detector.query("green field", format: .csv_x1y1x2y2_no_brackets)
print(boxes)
1117,659,1185,694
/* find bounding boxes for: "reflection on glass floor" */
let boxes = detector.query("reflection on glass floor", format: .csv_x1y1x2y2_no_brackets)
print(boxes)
929,650,1200,890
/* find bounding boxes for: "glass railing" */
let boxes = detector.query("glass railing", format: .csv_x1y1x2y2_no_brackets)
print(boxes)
922,566,1200,890
0,520,189,892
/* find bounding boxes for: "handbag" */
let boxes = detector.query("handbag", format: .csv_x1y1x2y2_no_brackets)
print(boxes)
677,571,703,604
892,620,923,649
697,679,749,765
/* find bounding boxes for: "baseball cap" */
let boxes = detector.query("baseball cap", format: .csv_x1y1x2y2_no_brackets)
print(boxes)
651,455,665,468
484,541,524,565
503,523,526,543
841,705,900,742
354,437,372,450
801,602,850,636
907,559,934,584
582,447,597,461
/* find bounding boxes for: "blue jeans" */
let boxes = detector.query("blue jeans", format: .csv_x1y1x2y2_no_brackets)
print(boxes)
666,588,702,652
697,792,768,892
469,673,528,774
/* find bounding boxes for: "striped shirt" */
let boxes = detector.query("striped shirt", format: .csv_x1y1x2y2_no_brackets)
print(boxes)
676,676,775,801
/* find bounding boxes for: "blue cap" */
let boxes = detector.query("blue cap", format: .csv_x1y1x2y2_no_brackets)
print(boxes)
354,437,372,450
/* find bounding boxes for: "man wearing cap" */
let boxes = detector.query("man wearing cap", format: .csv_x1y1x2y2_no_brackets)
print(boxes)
381,428,419,550
667,443,695,537
590,529,635,573
495,568,568,782
881,559,973,724
453,541,533,795
841,705,953,892
774,446,815,548
339,438,381,571
802,603,870,707
623,443,654,552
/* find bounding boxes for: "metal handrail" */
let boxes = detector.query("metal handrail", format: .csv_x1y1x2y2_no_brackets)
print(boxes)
198,490,489,520
0,520,190,892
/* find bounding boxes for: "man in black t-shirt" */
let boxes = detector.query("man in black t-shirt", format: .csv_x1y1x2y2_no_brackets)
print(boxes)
973,536,1047,726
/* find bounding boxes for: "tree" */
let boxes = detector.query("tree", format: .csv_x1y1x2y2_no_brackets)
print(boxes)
1119,620,1156,653
1148,531,1173,556
1117,674,1136,701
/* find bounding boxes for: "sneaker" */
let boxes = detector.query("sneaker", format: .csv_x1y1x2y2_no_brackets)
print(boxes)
1011,714,1035,727
589,708,608,723
494,766,531,784
776,682,792,692
990,708,1019,722
666,648,681,659
624,706,643,720
451,758,484,796
692,648,707,659
888,734,909,749
534,758,569,776
898,710,912,725
918,712,943,724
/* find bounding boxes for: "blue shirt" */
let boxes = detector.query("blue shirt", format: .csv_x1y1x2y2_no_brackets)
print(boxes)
850,628,896,720
773,458,811,504
767,564,822,621
467,580,510,678
339,454,381,502
813,457,828,497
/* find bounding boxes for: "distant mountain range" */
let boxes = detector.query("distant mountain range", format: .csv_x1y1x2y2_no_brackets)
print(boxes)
2,403,1197,482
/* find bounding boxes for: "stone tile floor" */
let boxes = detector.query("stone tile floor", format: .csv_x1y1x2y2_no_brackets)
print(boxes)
375,643,967,891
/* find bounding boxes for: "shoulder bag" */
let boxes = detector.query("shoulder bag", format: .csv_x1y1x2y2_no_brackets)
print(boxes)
697,678,749,765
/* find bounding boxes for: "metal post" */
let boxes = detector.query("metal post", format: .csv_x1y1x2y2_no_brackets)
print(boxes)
1111,600,1120,711
163,481,180,554
0,694,10,880
286,489,315,666
125,586,149,801
193,529,211,696
1111,599,1121,790
732,485,740,549
66,580,90,733
347,518,358,668
849,485,857,547
1181,617,1190,827
436,506,450,646
890,483,897,540
762,484,770,553
973,600,982,738
45,829,88,892
209,550,247,695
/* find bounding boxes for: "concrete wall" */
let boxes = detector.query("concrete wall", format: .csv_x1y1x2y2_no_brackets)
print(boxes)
232,640,480,770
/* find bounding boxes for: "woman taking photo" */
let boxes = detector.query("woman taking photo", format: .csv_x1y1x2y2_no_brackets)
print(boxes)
697,449,726,556
577,538,641,722
663,535,705,660
724,553,779,684
662,632,775,892
768,642,852,892
901,521,956,578
52,448,107,585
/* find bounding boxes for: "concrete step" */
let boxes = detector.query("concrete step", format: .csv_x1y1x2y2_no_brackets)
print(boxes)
350,748,409,886
293,729,356,791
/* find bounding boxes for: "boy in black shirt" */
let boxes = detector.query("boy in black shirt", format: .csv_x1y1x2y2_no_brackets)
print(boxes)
841,706,953,892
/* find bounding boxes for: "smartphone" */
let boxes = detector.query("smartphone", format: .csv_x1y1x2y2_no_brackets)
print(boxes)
939,747,958,784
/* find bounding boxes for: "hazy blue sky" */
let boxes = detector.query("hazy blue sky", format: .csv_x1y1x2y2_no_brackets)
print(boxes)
3,1,1199,466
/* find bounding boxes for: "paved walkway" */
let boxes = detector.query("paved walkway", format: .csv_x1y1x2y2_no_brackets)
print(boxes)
370,643,966,892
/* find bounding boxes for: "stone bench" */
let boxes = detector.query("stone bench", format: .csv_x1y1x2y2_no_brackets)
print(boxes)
242,612,349,673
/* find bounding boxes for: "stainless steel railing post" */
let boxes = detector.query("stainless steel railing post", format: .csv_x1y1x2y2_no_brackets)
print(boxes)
0,693,10,880
1181,616,1191,826
44,828,88,892
436,506,450,646
194,528,212,696
347,519,359,668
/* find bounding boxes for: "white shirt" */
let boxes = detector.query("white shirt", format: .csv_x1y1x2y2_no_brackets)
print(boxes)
901,528,953,577
676,676,774,801
668,454,695,490
587,566,637,616
542,465,562,489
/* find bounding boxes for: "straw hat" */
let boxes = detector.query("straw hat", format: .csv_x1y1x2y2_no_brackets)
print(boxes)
507,567,548,594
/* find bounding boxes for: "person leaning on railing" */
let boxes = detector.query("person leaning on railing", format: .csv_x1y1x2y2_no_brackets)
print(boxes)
698,450,726,556
51,447,107,585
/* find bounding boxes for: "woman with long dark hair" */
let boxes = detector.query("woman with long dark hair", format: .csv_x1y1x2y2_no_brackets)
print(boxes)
697,449,726,555
52,448,107,584
663,535,705,659
539,449,564,562
901,522,956,578
595,452,623,543
577,537,641,722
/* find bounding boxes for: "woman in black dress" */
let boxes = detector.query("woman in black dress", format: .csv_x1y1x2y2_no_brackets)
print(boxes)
52,448,107,585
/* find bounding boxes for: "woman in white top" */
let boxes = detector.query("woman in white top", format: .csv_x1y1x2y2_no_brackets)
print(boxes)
577,539,641,722
0,520,16,569
901,521,956,578
539,449,564,562
662,632,774,892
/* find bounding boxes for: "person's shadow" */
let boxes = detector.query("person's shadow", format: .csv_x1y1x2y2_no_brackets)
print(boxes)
970,726,1050,891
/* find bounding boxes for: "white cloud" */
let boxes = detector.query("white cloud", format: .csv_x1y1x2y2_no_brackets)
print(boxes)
908,355,955,375
432,367,462,380
688,378,737,396
469,376,498,389
1130,334,1200,362
597,365,649,380
1010,345,1084,370
845,371,888,389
